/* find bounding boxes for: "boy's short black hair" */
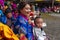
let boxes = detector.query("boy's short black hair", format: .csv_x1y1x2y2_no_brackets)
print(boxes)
4,8,12,15
34,16,42,24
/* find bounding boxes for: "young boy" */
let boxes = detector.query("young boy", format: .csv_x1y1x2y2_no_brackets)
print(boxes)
4,8,13,27
33,16,48,40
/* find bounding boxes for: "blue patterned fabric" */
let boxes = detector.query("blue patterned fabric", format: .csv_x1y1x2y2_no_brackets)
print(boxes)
14,15,33,40
0,10,7,24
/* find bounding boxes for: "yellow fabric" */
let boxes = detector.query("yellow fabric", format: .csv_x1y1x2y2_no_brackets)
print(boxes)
0,22,19,40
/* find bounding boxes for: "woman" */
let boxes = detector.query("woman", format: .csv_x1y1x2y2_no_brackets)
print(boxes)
14,2,33,40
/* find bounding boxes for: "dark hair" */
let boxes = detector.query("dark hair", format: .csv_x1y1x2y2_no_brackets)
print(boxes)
4,8,12,15
34,16,42,25
4,2,8,6
18,2,30,13
0,4,1,9
12,8,18,12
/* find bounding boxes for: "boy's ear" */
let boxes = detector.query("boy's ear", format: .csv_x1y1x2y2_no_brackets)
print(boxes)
42,22,47,28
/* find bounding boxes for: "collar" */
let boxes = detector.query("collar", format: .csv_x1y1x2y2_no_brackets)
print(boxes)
20,14,28,21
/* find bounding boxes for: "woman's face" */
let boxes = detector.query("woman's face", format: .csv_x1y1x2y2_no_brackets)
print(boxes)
20,4,31,16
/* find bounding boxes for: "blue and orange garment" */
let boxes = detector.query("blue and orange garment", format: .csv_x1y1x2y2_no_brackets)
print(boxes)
20,33,28,40
0,10,7,24
14,14,33,40
0,22,19,40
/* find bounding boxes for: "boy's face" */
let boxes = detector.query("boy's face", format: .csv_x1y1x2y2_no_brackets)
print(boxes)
35,18,43,28
7,12,12,18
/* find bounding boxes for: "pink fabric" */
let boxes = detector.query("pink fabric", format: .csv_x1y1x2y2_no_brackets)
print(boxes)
0,0,4,6
12,3,17,9
20,14,28,21
12,12,18,18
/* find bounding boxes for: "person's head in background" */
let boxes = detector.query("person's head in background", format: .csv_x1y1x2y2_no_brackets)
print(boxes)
34,16,44,28
13,8,18,14
12,8,19,18
4,8,12,18
3,3,8,11
18,2,31,17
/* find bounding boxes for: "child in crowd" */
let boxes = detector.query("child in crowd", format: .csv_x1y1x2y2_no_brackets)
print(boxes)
4,8,12,27
33,16,48,40
4,8,15,30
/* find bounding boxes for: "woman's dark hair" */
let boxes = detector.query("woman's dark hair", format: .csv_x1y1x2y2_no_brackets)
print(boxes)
18,2,30,13
34,16,42,25
4,8,12,16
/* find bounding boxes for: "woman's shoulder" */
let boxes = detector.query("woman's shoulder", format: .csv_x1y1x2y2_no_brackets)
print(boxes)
16,15,27,24
16,15,24,22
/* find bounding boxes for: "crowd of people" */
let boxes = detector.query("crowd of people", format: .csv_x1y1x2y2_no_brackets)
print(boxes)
0,0,49,40
40,6,60,13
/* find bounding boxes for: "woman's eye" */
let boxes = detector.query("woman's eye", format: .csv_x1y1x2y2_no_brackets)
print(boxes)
25,7,30,10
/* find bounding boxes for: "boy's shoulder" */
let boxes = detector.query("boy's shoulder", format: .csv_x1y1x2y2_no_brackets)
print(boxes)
33,27,41,31
33,27,40,29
